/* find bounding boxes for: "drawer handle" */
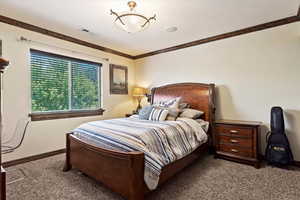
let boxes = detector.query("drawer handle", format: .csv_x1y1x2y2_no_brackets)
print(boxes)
230,130,239,134
231,149,239,153
230,139,239,143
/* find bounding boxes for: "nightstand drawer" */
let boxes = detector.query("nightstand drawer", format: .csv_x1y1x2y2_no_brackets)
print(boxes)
216,125,252,137
219,144,253,158
218,135,252,148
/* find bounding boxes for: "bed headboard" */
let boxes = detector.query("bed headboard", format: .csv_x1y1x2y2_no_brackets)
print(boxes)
151,83,216,124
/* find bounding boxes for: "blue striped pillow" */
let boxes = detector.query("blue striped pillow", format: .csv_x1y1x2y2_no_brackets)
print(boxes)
148,108,169,121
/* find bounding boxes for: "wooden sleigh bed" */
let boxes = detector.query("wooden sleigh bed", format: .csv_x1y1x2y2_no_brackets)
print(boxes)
63,83,216,200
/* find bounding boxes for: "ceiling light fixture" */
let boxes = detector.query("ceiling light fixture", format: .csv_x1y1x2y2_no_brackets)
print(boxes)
110,1,156,33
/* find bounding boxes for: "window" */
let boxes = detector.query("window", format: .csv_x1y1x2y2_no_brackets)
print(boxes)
30,49,103,121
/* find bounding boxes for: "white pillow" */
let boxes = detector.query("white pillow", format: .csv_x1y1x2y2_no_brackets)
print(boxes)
179,108,204,119
148,108,169,121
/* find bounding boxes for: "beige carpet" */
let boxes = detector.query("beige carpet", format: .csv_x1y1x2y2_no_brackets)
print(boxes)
6,154,300,200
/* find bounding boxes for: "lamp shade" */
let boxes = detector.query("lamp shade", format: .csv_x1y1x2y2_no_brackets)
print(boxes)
132,87,146,97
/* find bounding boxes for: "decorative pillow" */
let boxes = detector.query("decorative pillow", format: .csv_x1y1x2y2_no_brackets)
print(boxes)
167,107,181,118
148,108,169,121
178,102,190,110
157,97,181,109
166,115,177,121
179,108,204,119
138,105,154,120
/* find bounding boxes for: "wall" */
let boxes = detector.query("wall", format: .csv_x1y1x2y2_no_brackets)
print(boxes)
0,22,136,162
135,22,300,160
1,19,300,162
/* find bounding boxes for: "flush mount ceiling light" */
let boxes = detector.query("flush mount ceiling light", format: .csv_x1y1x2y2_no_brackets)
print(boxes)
110,1,156,33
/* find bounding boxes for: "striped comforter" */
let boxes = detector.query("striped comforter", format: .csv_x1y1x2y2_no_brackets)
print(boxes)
73,117,208,190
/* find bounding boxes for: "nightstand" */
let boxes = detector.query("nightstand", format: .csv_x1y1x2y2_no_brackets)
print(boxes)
214,120,262,168
125,114,133,117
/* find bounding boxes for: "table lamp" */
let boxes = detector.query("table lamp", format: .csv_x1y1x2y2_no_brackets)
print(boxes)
132,87,146,113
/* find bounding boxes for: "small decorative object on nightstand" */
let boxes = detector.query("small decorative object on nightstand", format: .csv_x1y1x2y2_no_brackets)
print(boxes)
214,119,262,168
125,114,133,117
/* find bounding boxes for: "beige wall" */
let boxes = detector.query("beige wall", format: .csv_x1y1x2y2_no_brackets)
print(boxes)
135,22,300,160
1,20,300,162
0,22,136,162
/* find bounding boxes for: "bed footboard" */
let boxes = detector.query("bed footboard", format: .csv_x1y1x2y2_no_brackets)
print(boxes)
63,133,145,200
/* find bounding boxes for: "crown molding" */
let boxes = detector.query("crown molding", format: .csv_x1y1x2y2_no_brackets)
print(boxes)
0,15,134,59
133,16,300,59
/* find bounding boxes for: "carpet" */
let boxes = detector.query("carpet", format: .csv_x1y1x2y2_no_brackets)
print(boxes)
6,154,300,200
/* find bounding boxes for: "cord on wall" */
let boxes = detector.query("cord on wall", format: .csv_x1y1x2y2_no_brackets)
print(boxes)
1,118,30,154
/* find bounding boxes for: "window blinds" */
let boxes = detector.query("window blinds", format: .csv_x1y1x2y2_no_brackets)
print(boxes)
30,50,101,112
71,61,100,110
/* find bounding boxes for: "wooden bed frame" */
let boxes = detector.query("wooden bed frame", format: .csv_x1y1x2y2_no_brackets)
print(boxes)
63,83,216,200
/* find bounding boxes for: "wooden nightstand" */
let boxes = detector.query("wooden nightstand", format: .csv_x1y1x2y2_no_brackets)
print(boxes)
125,114,133,117
214,120,262,168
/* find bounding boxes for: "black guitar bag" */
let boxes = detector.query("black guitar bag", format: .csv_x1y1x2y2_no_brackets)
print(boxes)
265,107,294,166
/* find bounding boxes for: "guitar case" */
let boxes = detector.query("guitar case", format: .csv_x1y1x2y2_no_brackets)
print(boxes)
265,107,294,166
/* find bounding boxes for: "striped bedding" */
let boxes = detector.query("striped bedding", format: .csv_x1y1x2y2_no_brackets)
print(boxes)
72,117,208,190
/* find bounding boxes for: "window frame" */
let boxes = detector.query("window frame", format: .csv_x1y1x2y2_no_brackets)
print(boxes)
29,49,104,121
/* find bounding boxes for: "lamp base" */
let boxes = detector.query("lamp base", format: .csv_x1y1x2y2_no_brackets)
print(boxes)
135,99,142,114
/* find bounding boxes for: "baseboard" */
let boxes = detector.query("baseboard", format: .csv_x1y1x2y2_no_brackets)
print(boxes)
3,149,299,168
293,160,300,167
258,153,300,167
2,149,66,168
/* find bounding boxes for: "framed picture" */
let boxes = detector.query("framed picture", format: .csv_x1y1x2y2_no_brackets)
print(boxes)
110,64,128,94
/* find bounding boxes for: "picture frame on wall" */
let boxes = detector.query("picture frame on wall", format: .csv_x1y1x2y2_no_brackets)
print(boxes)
109,64,128,95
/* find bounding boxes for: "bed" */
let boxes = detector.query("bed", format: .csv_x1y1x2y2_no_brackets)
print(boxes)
63,82,216,200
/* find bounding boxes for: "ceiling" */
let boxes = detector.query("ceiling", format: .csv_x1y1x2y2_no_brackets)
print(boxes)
0,0,299,56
